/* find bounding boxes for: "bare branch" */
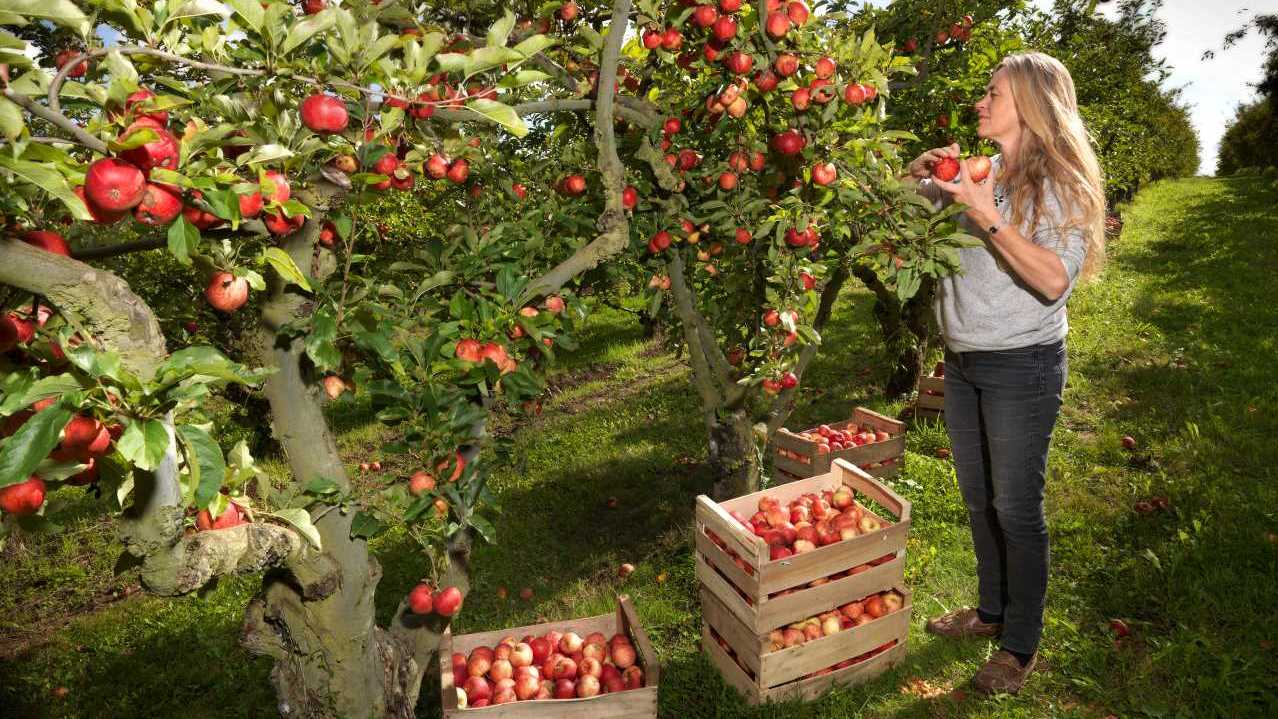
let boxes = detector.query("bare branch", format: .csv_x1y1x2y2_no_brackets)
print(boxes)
3,89,107,153
666,250,725,410
519,0,634,302
72,238,168,260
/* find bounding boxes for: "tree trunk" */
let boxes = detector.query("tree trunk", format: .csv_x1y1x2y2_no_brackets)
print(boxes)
851,265,936,397
707,407,760,500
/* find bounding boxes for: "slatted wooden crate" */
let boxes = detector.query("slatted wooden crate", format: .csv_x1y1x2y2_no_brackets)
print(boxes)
915,362,945,420
440,595,659,718
771,407,906,481
694,460,911,702
701,586,911,704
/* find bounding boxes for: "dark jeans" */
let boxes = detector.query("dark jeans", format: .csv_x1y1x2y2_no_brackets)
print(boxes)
944,340,1067,656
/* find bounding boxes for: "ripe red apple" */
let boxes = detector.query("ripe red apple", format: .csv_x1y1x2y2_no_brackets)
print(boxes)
553,678,575,698
85,158,146,211
433,586,463,617
720,0,743,10
618,562,636,579
21,229,72,256
641,29,662,49
774,53,800,78
771,129,805,155
58,416,111,461
610,641,636,669
552,655,578,680
864,594,888,618
463,675,491,703
812,162,837,186
559,632,584,655
55,49,89,78
205,272,249,313
558,1,579,21
489,658,514,682
0,476,46,516
119,121,180,173
513,673,539,700
791,87,811,111
692,4,718,27
712,15,737,41
561,174,587,196
1121,435,1137,450
446,158,470,184
725,51,753,75
408,583,435,614
264,210,305,236
882,590,904,613
621,185,639,209
529,637,552,664
408,470,436,496
661,27,683,50
195,501,244,530
966,155,992,183
260,169,291,204
766,12,791,38
132,183,182,225
931,156,960,182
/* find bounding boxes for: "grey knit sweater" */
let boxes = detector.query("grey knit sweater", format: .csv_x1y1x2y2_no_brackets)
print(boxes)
919,156,1088,352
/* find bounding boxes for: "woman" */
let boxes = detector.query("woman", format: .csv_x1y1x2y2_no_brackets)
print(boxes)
904,52,1106,696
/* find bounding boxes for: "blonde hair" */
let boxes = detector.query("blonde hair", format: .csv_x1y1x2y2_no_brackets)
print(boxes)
995,52,1106,279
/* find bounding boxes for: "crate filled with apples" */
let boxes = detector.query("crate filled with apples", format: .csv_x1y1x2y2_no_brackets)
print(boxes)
914,361,945,420
771,407,906,481
440,595,658,717
694,460,911,703
703,585,910,703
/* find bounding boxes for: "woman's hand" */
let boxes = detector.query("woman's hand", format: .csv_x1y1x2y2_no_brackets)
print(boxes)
933,158,1000,227
907,143,960,179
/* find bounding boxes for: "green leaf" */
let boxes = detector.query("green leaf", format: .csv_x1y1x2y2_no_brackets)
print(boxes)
350,511,387,540
305,308,341,371
0,156,91,220
0,97,23,142
169,0,230,23
224,0,264,32
281,9,335,56
467,46,523,76
469,515,496,544
178,425,226,509
1,0,90,34
466,99,527,138
0,404,72,489
486,9,516,48
410,270,455,303
261,247,312,291
270,507,322,549
239,143,294,166
166,215,200,265
358,34,400,71
513,34,557,58
303,475,340,496
116,419,170,472
497,70,552,89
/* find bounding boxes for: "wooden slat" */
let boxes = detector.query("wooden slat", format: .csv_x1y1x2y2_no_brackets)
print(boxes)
834,460,911,525
763,640,907,703
759,604,910,686
830,435,904,467
695,553,764,641
717,472,834,517
917,394,946,411
752,556,905,632
772,429,814,454
772,452,816,478
443,598,660,718
701,622,762,702
758,521,909,594
853,407,907,434
619,594,661,688
693,529,761,596
699,586,765,673
918,375,945,394
695,495,766,565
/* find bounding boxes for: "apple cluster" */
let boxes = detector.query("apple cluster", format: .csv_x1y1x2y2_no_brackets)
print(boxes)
0,391,119,516
710,624,899,682
765,589,905,653
707,487,893,572
776,422,896,466
407,582,464,618
449,629,644,708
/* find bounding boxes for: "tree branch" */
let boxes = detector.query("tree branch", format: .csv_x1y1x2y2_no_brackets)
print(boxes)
518,0,634,303
3,89,107,153
666,250,725,410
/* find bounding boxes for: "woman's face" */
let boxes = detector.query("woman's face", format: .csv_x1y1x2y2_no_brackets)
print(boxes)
975,68,1020,142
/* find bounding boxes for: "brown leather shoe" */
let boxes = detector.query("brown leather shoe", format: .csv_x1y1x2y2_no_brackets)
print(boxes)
925,607,1002,639
972,650,1037,696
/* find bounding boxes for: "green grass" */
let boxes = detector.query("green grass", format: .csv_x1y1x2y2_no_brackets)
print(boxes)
3,176,1277,718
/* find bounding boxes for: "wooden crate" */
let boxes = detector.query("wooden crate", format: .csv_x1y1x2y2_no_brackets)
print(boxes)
440,595,659,718
694,460,910,636
700,585,911,704
915,364,945,420
771,407,906,481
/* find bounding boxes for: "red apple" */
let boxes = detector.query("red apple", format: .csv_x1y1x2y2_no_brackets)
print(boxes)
434,586,463,617
205,272,249,313
408,583,434,614
0,476,46,516
85,158,146,212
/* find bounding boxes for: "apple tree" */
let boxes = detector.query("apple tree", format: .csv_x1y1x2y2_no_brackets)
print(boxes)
0,0,642,714
621,0,976,498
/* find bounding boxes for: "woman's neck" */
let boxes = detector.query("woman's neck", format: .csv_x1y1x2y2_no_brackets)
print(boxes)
996,132,1020,171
